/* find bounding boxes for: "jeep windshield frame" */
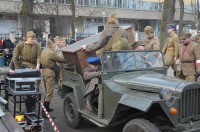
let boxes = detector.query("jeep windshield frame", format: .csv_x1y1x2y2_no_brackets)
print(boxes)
100,50,165,72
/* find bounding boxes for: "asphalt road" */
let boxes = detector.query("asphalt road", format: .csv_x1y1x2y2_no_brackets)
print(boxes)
42,86,124,132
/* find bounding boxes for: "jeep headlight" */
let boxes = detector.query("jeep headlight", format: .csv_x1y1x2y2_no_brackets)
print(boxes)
159,88,173,101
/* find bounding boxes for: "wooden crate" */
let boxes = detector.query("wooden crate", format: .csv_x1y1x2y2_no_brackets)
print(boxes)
61,26,134,75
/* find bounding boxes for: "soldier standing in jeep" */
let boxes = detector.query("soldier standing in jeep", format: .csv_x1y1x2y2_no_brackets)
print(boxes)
81,13,129,54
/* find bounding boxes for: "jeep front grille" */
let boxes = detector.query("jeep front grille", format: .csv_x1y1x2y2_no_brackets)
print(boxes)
180,87,200,123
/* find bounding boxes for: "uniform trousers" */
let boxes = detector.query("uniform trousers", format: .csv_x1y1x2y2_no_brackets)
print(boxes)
164,50,175,69
43,76,54,102
176,72,196,82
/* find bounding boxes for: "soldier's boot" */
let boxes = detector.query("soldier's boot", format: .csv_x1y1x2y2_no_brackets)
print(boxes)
45,101,53,112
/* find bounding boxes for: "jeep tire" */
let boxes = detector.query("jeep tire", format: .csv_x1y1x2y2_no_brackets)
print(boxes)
123,119,160,132
63,92,83,128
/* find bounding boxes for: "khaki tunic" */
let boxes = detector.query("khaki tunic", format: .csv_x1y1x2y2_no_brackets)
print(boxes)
55,45,65,83
85,24,128,52
13,42,41,69
83,65,101,96
194,34,200,44
41,48,65,102
162,31,179,66
176,42,200,82
0,68,9,75
143,36,160,50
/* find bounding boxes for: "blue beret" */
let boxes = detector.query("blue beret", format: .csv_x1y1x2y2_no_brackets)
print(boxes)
87,57,100,64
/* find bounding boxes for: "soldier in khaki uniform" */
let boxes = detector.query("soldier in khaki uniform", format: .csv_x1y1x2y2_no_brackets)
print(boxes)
12,31,41,112
40,39,65,117
12,31,41,70
162,24,179,69
194,31,200,44
81,13,129,53
54,37,66,94
143,26,160,50
176,32,200,82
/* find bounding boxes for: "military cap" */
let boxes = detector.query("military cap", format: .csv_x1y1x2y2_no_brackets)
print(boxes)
27,31,36,38
144,26,154,34
166,24,176,29
131,41,145,49
180,32,191,40
87,57,100,64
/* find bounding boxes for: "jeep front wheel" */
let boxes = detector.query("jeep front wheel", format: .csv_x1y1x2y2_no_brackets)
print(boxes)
63,92,83,128
123,119,160,132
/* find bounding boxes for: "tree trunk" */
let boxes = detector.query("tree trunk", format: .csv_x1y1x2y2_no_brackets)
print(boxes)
70,0,76,39
21,0,34,37
159,0,176,49
178,0,184,37
197,0,200,31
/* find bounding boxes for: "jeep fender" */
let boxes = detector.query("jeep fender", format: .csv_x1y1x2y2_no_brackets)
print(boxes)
119,93,161,112
104,80,161,112
62,80,85,110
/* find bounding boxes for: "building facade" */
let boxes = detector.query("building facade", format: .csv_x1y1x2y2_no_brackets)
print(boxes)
0,0,196,39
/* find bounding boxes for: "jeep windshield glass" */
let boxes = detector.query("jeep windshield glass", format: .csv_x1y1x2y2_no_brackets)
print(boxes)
101,51,164,72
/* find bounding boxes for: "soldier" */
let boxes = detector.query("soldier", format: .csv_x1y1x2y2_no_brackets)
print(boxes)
176,32,200,82
81,13,129,54
12,31,41,70
83,57,101,111
194,31,200,44
162,24,179,69
54,37,66,94
12,31,41,112
40,39,65,117
143,26,160,50
54,36,61,89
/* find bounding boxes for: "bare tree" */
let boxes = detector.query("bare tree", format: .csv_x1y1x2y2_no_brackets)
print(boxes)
159,0,176,48
21,0,34,36
69,0,75,39
197,0,200,31
178,0,184,37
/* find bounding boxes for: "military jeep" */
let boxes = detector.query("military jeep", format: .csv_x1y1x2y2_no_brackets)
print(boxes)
61,49,200,132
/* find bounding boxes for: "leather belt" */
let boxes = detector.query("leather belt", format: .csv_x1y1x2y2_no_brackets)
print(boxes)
181,60,195,63
42,67,54,70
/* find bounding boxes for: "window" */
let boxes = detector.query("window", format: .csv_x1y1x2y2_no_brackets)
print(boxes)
84,0,90,6
77,0,83,5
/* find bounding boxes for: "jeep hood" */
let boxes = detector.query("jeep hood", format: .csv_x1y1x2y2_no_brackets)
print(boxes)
112,72,186,92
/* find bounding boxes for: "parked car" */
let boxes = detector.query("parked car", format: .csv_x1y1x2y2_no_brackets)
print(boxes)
61,50,200,132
